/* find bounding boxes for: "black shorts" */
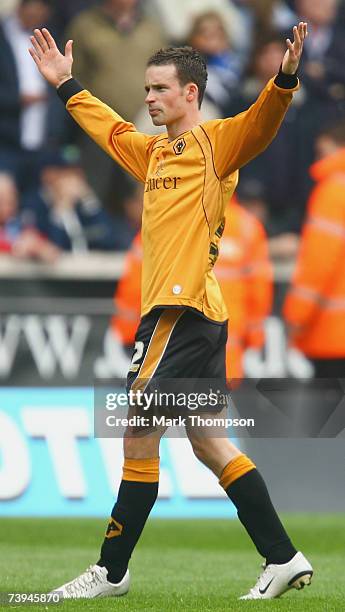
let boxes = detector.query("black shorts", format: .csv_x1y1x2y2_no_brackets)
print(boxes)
126,307,228,420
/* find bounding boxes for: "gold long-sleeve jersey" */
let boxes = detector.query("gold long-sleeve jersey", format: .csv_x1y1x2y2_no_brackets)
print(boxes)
65,77,298,322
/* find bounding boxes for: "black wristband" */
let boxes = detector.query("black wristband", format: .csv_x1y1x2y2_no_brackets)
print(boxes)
274,65,298,89
57,78,84,104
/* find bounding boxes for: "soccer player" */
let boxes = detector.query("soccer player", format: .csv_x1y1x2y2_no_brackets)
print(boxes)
28,23,313,600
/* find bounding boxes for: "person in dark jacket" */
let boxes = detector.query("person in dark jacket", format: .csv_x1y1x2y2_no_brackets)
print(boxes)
0,0,55,189
224,34,307,234
22,150,136,251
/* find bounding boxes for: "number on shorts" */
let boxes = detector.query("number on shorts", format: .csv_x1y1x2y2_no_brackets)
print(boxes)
129,341,144,373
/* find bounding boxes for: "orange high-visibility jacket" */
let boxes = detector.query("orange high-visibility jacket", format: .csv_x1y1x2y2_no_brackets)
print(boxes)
215,200,273,378
283,148,345,357
111,233,142,345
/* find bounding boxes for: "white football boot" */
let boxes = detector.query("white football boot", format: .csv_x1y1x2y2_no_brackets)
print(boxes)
51,565,130,600
239,551,313,600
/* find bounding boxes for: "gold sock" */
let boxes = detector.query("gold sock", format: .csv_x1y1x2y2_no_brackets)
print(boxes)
122,457,159,483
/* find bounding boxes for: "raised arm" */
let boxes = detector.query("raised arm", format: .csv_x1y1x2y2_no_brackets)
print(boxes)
204,23,308,179
29,28,73,88
281,22,308,76
29,29,151,182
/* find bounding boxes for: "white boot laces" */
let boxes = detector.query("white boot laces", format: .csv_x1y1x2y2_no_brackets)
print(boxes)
65,565,105,597
248,562,273,597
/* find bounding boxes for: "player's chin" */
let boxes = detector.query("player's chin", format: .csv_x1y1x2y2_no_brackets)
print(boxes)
151,115,165,126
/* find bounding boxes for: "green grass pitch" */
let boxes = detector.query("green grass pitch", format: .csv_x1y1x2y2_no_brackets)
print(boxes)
1,515,344,611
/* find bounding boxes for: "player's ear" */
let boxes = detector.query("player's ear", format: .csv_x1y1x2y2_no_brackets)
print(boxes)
186,83,198,102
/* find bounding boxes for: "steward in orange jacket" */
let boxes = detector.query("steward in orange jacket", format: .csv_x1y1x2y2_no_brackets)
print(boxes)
283,125,345,376
111,201,273,380
215,199,273,379
111,233,142,346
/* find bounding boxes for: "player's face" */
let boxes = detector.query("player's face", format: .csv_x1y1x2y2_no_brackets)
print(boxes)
145,64,191,127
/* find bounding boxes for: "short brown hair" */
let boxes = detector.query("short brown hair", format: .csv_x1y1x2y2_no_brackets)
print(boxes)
147,46,208,109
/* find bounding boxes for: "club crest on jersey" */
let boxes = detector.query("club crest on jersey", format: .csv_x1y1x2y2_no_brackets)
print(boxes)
173,138,186,155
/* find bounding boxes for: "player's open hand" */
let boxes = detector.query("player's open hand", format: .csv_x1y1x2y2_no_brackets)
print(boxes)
29,28,73,88
282,22,308,75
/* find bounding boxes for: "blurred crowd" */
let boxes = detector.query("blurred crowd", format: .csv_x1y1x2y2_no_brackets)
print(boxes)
0,0,344,261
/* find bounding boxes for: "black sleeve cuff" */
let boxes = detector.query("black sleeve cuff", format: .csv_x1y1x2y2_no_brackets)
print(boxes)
57,78,84,104
274,66,298,89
